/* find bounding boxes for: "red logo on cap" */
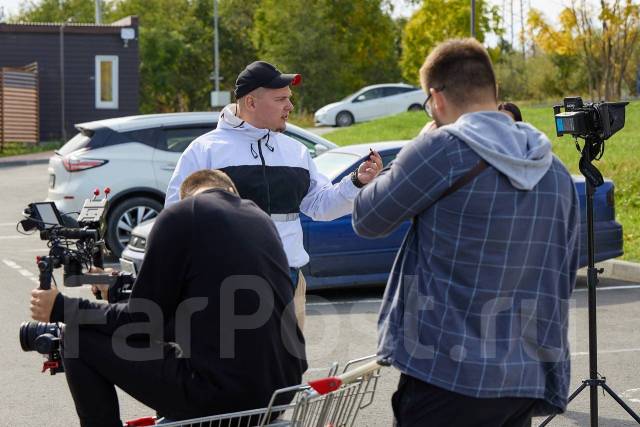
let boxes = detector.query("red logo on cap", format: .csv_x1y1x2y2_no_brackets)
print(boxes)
291,74,302,86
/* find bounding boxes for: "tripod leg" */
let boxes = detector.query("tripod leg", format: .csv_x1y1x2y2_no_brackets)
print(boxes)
601,383,640,423
539,382,589,426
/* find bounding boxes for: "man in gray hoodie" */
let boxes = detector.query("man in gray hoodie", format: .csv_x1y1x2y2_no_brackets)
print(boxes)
353,39,580,426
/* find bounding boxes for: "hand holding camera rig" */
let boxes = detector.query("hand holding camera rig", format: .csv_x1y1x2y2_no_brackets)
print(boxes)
18,189,135,375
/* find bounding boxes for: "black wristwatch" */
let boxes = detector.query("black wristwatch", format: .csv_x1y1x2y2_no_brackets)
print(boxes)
351,170,365,188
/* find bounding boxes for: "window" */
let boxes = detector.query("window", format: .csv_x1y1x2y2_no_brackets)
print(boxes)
382,87,404,97
313,152,360,181
95,56,119,109
381,153,398,168
283,130,318,157
160,126,215,152
120,128,158,148
353,88,384,102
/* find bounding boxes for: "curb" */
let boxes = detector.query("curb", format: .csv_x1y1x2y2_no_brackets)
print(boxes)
0,158,50,168
0,151,54,169
578,259,640,283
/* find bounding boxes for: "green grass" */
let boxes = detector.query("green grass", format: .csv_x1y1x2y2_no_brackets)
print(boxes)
0,141,63,157
288,111,316,128
322,103,640,261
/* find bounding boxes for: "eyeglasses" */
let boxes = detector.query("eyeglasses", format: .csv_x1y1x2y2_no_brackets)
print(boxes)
423,86,445,118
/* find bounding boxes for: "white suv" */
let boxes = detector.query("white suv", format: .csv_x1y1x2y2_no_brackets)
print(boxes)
314,83,427,127
47,112,337,256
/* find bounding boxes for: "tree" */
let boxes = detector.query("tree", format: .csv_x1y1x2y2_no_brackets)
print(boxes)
399,0,502,85
108,0,215,112
252,0,400,112
528,0,640,100
13,0,104,23
217,0,260,92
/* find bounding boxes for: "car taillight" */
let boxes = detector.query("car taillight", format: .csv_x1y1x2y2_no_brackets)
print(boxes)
62,157,108,172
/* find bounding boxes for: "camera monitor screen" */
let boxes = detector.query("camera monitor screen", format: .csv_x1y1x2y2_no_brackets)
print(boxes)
33,202,63,229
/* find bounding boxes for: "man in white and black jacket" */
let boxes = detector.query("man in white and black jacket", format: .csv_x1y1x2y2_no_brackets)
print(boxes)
165,61,383,329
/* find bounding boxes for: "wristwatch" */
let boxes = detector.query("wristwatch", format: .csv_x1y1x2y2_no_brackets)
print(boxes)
351,170,365,188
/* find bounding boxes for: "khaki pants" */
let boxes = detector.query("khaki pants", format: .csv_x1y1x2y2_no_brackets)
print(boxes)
293,271,307,331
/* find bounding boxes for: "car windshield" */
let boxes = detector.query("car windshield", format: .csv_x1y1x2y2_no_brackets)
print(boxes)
341,91,359,101
313,152,361,181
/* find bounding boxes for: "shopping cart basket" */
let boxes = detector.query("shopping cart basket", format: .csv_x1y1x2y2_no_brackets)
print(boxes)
124,354,388,427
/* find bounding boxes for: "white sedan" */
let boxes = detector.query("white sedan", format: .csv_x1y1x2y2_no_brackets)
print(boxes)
314,83,427,127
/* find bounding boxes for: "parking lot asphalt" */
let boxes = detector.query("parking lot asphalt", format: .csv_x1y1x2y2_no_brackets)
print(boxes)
1,163,640,426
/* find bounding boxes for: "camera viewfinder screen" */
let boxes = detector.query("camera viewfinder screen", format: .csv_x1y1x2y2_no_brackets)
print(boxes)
34,202,61,229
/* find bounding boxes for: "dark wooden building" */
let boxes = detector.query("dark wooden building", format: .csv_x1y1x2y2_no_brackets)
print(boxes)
0,16,139,141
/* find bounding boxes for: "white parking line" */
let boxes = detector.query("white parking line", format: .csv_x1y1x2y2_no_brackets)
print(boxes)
307,299,383,307
572,348,640,357
2,259,19,269
304,285,640,308
3,259,37,281
18,269,33,277
574,284,640,292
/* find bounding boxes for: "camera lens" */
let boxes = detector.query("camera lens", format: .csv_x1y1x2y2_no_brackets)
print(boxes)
19,321,61,353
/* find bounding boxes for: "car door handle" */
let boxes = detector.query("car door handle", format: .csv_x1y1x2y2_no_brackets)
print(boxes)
161,163,177,171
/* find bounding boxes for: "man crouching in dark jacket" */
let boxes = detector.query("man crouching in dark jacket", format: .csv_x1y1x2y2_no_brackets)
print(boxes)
29,169,307,427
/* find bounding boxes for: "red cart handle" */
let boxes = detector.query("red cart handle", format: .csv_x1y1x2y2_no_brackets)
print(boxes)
308,359,381,395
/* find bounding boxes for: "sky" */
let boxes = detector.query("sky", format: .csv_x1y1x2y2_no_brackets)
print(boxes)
0,0,567,43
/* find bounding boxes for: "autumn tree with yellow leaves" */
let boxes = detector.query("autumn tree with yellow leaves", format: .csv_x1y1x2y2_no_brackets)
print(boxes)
528,0,640,100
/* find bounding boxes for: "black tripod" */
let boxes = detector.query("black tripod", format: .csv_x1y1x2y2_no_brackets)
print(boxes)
540,137,640,426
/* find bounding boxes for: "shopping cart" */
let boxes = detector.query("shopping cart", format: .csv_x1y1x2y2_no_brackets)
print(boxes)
124,354,388,427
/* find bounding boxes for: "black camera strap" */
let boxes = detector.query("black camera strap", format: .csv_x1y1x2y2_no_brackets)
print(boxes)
435,159,489,203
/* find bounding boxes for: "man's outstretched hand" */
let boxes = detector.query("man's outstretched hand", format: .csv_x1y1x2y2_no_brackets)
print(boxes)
356,150,383,185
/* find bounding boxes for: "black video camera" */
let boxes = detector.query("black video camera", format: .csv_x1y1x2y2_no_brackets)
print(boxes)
18,190,134,375
554,96,628,141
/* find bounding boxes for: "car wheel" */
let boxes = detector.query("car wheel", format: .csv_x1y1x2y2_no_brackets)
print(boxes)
408,103,422,112
335,111,354,127
105,197,162,257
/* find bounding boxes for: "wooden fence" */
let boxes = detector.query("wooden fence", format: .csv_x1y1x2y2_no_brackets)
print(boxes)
0,62,39,150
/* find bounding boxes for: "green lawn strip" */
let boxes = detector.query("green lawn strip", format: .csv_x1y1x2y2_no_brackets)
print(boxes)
0,141,63,158
322,103,640,261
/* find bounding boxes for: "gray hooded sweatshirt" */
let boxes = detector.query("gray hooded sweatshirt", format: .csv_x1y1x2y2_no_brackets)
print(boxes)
442,111,553,190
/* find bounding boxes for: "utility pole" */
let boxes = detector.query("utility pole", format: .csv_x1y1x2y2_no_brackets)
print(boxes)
520,0,525,59
95,0,102,24
213,0,220,94
60,21,67,142
471,0,476,38
510,0,514,48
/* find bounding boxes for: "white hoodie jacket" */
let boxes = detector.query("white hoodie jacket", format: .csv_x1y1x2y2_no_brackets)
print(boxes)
165,104,360,268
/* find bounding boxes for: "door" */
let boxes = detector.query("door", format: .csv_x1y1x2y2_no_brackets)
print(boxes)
304,150,410,277
152,125,216,193
351,88,385,121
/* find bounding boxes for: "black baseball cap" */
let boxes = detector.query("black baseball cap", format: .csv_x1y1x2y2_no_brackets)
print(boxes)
234,61,302,99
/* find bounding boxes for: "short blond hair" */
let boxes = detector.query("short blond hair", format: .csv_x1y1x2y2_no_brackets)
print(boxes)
179,169,238,200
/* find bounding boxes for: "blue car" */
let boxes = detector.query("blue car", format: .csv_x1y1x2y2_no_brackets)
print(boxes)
121,141,623,290
301,141,623,289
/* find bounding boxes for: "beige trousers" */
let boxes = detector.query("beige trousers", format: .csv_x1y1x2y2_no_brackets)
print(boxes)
293,271,307,331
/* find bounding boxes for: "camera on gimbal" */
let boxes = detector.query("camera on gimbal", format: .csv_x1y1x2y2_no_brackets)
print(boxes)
554,96,627,141
18,190,134,375
554,97,628,187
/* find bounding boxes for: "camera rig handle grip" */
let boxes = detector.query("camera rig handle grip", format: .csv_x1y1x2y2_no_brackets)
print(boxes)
37,256,54,290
